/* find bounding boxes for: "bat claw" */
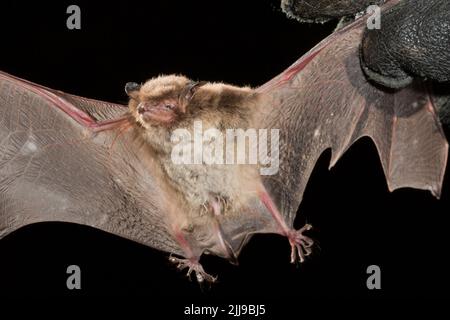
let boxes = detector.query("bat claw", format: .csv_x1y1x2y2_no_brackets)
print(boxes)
288,224,314,264
169,256,217,283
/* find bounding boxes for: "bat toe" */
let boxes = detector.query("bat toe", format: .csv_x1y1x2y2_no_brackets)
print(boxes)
169,256,217,284
287,224,314,264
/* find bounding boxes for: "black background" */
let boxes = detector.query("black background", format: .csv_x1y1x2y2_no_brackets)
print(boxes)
0,0,449,304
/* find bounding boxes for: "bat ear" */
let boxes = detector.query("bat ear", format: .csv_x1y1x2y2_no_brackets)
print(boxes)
184,81,206,101
125,82,141,100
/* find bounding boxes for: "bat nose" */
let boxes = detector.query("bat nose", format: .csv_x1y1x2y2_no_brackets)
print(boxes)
125,82,141,95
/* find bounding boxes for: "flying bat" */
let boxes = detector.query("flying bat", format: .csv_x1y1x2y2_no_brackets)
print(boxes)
0,0,448,283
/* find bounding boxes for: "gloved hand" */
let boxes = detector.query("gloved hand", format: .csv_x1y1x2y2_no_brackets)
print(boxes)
281,0,450,89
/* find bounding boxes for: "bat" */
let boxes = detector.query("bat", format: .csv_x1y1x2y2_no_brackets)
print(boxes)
0,0,448,283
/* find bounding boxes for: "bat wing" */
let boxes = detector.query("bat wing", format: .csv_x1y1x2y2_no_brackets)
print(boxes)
255,0,448,229
0,71,184,256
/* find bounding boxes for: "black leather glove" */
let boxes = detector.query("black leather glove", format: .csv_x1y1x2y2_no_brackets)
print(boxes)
282,0,450,89
281,0,384,23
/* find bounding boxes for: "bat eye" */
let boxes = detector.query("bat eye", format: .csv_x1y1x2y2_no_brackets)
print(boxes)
164,103,176,110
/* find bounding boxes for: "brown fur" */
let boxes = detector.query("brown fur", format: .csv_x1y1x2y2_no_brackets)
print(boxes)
125,75,265,258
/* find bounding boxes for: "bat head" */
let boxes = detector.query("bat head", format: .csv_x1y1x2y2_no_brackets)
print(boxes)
126,75,205,128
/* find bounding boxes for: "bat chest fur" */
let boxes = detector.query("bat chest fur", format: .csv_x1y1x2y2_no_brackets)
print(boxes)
160,158,246,214
146,130,259,216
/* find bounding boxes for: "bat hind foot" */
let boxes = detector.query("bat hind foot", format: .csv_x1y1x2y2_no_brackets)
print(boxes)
169,256,217,283
288,224,314,263
258,190,314,263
